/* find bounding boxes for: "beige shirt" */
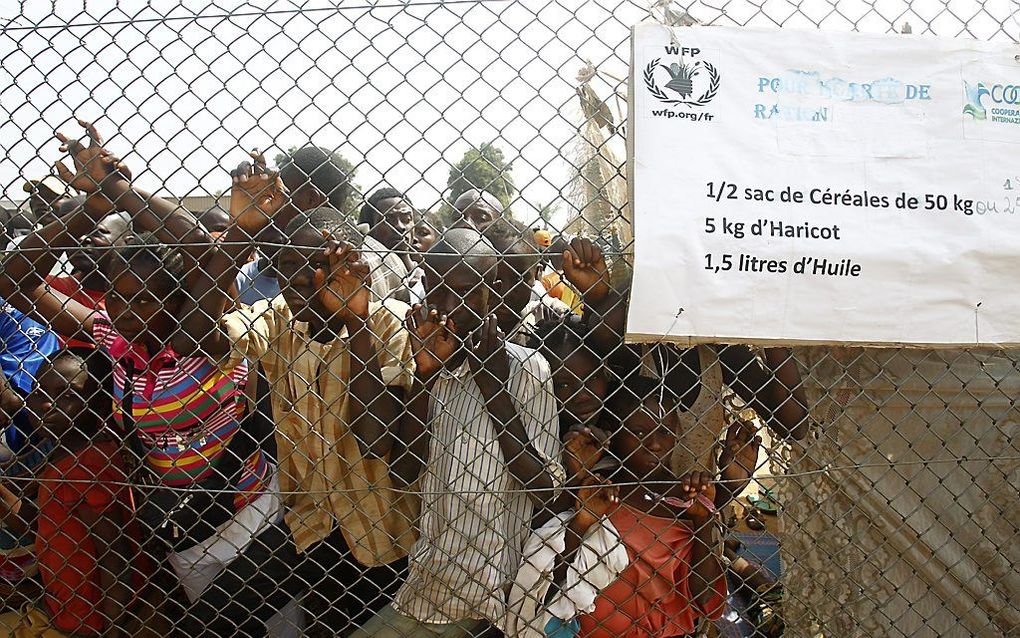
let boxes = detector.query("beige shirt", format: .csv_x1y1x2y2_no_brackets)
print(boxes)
222,297,418,565
393,343,564,625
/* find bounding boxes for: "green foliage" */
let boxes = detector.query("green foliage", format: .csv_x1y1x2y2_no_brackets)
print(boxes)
537,201,558,229
446,143,515,208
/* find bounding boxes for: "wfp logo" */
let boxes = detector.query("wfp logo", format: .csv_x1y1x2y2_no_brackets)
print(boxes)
644,47,720,108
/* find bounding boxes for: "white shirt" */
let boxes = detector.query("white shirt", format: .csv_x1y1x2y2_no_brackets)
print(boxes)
393,343,565,625
362,235,411,303
504,512,629,638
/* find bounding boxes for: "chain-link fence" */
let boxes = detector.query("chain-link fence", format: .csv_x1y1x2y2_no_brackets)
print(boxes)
1,1,1019,637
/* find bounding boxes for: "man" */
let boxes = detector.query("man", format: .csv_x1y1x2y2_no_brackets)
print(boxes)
351,227,564,638
358,187,415,303
174,157,417,636
46,209,132,327
453,189,504,233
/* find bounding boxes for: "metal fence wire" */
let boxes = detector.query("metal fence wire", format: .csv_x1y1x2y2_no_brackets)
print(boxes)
0,1,1018,637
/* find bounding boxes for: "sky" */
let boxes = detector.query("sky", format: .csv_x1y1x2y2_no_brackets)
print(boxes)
1,0,1015,230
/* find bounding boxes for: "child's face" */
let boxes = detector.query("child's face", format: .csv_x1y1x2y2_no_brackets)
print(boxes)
29,358,92,441
551,347,608,427
612,397,679,482
106,262,179,345
423,256,496,338
276,228,331,324
411,221,437,259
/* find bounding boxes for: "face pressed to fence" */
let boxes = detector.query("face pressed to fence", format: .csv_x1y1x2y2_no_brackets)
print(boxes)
422,231,498,340
411,218,438,259
612,394,680,484
30,354,96,442
105,258,181,349
276,226,331,324
422,258,494,340
547,344,608,428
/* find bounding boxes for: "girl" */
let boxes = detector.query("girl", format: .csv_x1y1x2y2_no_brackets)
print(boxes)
0,121,279,606
510,375,756,638
578,375,744,638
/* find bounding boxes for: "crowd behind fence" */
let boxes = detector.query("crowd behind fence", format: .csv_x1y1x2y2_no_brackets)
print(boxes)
0,2,1019,638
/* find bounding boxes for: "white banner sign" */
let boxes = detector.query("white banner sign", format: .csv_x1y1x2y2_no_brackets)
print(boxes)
627,24,1020,347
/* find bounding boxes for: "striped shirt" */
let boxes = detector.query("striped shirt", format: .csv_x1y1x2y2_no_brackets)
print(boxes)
393,343,564,625
221,296,419,564
93,313,270,509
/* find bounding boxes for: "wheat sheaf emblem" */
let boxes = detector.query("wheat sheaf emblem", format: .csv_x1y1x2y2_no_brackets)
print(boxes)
644,57,720,107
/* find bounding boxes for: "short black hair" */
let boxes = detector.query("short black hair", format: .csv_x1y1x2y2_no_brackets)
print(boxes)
279,147,352,211
606,373,676,427
358,187,407,226
284,206,363,244
197,203,230,232
112,232,186,297
528,313,585,356
425,227,498,277
484,218,536,251
40,349,99,395
427,227,496,256
484,218,541,274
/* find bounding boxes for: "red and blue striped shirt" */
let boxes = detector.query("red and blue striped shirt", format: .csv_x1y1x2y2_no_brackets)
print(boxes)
93,313,269,509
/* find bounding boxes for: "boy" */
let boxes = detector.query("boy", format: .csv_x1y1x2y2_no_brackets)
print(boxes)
351,227,564,638
175,156,417,636
0,351,149,638
235,146,395,304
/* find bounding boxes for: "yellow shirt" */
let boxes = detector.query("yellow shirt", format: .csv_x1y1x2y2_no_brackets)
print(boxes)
222,297,418,565
541,270,583,315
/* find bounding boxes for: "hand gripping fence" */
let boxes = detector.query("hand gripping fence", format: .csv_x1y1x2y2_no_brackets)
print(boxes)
0,2,1018,637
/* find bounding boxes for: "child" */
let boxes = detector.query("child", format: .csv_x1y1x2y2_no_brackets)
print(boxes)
527,316,611,528
590,375,739,637
530,316,610,437
516,375,758,638
0,121,280,610
0,351,149,638
350,227,565,638
176,193,418,636
0,300,61,592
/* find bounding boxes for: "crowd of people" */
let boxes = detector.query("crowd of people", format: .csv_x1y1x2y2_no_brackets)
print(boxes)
0,119,808,638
